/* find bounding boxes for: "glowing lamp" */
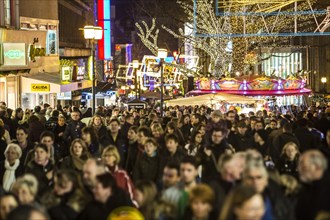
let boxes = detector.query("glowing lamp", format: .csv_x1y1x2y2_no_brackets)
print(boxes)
115,45,121,51
321,77,327,83
157,48,167,59
133,60,139,69
94,26,103,40
83,26,95,39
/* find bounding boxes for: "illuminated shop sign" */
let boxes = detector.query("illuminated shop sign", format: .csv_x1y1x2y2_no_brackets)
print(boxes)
57,92,72,100
2,43,26,66
77,66,85,80
61,66,72,81
31,84,50,92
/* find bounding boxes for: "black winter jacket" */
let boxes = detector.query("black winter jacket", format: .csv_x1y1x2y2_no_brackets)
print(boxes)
133,152,161,183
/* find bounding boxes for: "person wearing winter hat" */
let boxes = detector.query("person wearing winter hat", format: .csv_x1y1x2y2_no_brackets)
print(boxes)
211,110,223,123
254,129,269,157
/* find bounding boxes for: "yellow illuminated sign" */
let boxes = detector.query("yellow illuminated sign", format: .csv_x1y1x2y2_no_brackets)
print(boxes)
31,84,50,92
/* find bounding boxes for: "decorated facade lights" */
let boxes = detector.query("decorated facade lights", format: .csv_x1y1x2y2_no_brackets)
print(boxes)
278,79,283,90
211,80,215,90
301,79,306,89
243,80,247,90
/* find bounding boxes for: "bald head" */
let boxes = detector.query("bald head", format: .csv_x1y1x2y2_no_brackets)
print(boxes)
83,158,106,188
298,150,327,183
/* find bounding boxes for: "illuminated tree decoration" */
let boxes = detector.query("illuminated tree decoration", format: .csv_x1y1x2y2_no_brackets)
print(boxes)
244,52,259,65
136,0,320,77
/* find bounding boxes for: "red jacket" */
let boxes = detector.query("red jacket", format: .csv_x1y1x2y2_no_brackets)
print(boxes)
109,166,135,202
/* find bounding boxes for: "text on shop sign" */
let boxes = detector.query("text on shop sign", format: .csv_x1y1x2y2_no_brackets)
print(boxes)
31,84,50,92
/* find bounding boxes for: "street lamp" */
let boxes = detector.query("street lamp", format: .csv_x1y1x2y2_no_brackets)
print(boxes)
158,48,167,117
133,60,139,99
321,77,327,95
83,25,103,115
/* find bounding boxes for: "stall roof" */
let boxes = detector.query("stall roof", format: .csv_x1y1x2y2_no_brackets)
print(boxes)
167,93,262,107
186,89,312,96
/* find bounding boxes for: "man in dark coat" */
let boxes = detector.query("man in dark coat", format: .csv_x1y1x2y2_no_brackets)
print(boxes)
159,134,187,175
296,150,330,220
228,119,255,152
45,109,59,131
294,118,317,152
209,153,239,212
63,110,86,143
197,125,231,182
78,173,133,220
27,115,45,143
120,114,134,140
101,118,127,167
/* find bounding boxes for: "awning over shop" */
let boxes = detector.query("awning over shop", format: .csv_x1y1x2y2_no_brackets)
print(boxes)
21,72,92,93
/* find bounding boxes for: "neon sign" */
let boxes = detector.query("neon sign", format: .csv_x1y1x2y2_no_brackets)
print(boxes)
2,43,26,66
4,50,25,59
97,0,111,60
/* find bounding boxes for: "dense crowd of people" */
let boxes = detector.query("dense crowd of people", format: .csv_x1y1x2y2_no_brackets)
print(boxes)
1,100,330,220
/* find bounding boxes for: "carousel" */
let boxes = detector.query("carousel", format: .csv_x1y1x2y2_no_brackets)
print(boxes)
188,74,311,108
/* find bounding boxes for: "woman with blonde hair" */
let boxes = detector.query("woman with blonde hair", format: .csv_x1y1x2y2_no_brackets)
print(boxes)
60,138,90,174
278,142,300,179
0,144,23,191
11,174,39,205
102,146,135,201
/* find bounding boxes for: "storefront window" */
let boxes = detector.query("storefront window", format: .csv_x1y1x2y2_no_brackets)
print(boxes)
261,52,302,78
4,0,10,26
46,30,58,55
22,93,51,110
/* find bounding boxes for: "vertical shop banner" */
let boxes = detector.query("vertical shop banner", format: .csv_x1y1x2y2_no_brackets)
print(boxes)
97,0,111,60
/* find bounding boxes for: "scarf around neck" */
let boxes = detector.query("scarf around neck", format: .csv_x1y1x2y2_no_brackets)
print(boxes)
72,155,86,171
3,159,20,191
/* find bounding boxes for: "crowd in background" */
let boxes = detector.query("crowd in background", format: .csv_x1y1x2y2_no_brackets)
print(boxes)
1,100,330,220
